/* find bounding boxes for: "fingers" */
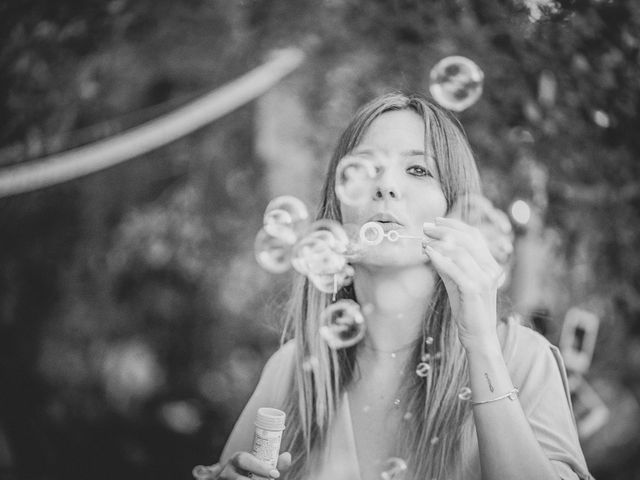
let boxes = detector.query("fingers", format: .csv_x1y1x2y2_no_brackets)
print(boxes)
231,452,280,479
424,218,500,275
423,233,502,292
277,452,292,472
424,243,472,291
192,463,223,479
194,452,282,480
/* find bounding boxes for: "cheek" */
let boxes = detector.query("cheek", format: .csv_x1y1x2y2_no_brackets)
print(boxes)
415,189,448,219
340,204,365,224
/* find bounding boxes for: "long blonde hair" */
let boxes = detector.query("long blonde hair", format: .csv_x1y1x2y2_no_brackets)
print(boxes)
280,92,482,479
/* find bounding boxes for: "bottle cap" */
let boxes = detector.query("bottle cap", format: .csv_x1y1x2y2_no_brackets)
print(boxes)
255,407,286,431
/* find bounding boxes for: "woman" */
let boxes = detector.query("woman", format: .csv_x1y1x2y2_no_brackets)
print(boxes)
196,92,593,479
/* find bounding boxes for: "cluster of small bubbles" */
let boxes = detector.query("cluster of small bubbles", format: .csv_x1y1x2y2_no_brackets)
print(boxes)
254,228,295,274
290,219,356,293
393,398,401,407
256,198,359,293
430,436,440,445
302,356,319,373
335,155,381,207
458,386,472,401
319,299,366,349
292,220,349,276
380,457,408,480
429,56,484,112
425,336,434,345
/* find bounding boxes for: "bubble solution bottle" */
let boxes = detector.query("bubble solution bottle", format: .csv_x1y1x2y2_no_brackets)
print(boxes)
250,407,286,480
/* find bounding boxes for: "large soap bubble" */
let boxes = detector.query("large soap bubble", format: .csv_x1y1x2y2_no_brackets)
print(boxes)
254,228,294,274
319,299,366,349
335,155,380,207
263,195,309,244
291,220,350,276
429,56,484,112
380,457,408,480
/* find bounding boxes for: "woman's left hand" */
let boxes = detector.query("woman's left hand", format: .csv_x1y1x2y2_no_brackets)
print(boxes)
422,216,504,350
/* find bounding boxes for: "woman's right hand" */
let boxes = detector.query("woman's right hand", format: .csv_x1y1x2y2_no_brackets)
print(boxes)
192,452,292,480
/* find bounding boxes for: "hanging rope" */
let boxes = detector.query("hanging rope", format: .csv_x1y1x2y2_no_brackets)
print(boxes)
0,47,305,198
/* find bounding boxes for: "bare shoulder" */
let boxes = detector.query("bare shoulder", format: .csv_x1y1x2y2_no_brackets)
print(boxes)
263,339,297,377
257,339,297,402
219,340,298,462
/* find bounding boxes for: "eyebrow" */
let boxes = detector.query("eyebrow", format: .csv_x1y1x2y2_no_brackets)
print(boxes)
351,148,426,157
402,150,426,157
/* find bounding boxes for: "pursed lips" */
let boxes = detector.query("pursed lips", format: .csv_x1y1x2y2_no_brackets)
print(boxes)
367,214,404,231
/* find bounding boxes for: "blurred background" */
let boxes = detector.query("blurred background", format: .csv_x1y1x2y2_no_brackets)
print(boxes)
1,0,639,478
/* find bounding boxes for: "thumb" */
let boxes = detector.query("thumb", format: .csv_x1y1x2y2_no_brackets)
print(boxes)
277,452,292,472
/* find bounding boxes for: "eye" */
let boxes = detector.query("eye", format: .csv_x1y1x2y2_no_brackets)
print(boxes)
407,165,432,177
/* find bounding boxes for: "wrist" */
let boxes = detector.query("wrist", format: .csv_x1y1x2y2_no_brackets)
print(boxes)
461,333,502,357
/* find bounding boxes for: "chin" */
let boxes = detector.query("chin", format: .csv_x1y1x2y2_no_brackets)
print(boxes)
354,245,427,268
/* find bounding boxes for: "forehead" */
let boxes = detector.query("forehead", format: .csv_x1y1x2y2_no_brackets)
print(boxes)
357,109,425,151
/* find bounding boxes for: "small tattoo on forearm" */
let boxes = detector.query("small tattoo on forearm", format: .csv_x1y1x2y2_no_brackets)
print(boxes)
484,373,494,392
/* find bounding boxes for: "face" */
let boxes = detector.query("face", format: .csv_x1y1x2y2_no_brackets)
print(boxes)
340,109,448,267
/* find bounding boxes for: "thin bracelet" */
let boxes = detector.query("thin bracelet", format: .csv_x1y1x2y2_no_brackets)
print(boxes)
471,387,519,406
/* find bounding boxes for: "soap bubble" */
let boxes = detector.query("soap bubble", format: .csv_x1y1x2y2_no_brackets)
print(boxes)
309,265,354,294
292,220,350,277
458,386,472,401
415,362,431,378
429,56,484,112
359,221,385,246
335,155,380,206
263,209,296,244
292,235,346,276
380,457,408,480
309,219,350,252
254,228,294,273
319,299,366,349
263,195,309,243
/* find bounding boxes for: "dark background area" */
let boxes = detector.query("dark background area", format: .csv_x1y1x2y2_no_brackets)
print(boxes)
1,0,640,478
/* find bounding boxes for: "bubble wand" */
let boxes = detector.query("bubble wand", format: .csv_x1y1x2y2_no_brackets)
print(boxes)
359,222,423,245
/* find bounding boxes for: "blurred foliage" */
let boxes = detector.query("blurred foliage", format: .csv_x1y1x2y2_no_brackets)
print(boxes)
1,0,640,479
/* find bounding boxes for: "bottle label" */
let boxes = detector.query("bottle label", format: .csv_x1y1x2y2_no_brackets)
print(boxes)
250,427,282,480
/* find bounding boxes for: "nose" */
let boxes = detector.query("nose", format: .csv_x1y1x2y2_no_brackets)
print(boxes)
373,168,400,201
374,186,398,200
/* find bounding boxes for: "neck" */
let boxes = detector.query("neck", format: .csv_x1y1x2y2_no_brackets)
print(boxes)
353,263,437,356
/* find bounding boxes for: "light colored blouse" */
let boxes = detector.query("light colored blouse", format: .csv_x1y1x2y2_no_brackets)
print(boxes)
220,317,594,480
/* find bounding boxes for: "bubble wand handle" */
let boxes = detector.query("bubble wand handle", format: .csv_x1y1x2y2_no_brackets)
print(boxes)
385,230,422,242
